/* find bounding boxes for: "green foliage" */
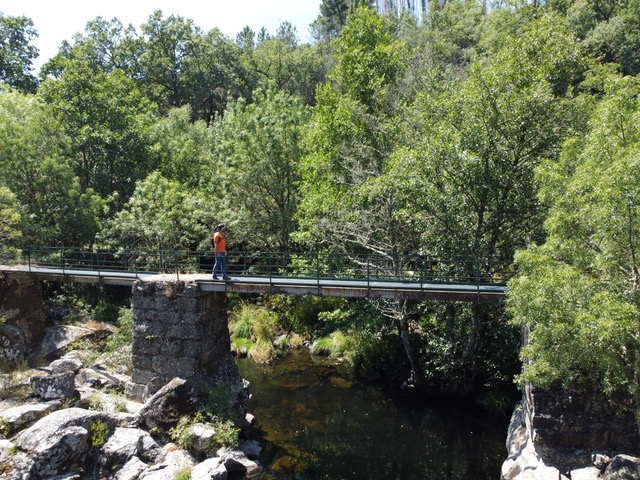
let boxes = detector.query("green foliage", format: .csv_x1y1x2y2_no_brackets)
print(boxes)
0,13,38,93
230,303,280,343
213,85,310,251
40,60,156,206
98,172,217,251
90,420,109,447
0,88,105,246
0,187,24,244
169,411,239,453
104,307,134,353
508,72,640,402
395,13,586,259
173,467,193,480
149,106,214,189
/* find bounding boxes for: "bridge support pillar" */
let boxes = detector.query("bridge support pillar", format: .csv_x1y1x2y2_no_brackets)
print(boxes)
0,277,46,363
127,277,248,416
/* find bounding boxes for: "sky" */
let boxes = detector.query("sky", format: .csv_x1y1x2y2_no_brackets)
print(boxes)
2,0,323,72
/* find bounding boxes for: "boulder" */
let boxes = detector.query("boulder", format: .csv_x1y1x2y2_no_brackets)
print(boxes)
138,378,192,431
30,371,76,400
189,422,218,456
138,446,195,480
570,466,601,480
191,457,228,480
217,447,260,475
604,455,640,479
38,322,118,360
0,400,61,435
13,407,115,478
98,427,160,477
49,357,83,375
111,456,149,480
239,439,262,459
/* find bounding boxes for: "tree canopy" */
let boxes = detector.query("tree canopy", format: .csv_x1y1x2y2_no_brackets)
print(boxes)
2,1,640,401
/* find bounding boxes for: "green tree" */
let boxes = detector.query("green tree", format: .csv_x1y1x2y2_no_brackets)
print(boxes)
181,27,245,122
311,0,349,42
150,105,213,188
139,11,198,112
298,8,428,386
40,61,156,206
98,171,217,251
508,73,640,411
0,88,105,245
242,22,325,105
397,14,585,259
0,187,24,244
213,86,310,251
0,13,38,93
41,17,142,79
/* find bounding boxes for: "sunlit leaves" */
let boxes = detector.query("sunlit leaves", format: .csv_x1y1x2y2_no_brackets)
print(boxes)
0,13,38,93
509,73,640,401
213,86,310,251
98,171,216,251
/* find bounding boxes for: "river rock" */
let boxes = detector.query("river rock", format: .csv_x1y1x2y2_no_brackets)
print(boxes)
189,422,218,455
112,456,149,480
570,466,601,480
98,427,160,476
138,377,192,431
604,454,640,479
239,439,262,459
49,356,83,375
0,399,61,435
13,407,114,477
217,447,260,474
138,446,196,480
191,457,228,480
30,371,76,400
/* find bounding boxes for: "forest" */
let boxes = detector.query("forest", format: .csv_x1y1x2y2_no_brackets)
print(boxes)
2,0,640,412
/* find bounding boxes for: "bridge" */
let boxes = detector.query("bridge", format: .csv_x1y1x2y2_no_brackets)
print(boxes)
0,246,509,303
0,246,511,402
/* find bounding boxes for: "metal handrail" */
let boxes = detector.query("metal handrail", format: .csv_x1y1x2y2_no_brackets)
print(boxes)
0,246,515,286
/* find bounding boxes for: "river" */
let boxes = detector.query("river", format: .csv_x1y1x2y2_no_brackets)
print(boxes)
236,350,509,479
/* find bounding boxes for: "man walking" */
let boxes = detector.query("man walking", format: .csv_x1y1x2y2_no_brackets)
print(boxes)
212,223,230,280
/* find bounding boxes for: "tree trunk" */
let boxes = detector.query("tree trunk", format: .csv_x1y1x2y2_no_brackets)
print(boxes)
395,300,426,388
462,303,479,364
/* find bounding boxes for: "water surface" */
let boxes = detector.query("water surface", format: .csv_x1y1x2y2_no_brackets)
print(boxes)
237,350,508,480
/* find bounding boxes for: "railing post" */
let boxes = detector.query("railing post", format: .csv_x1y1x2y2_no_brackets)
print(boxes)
316,253,320,295
476,256,480,304
367,256,371,298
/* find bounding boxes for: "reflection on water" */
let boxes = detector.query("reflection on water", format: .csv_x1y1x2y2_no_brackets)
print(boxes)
237,350,508,480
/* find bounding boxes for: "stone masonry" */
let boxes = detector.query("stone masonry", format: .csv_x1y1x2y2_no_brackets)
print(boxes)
128,276,245,402
0,277,46,362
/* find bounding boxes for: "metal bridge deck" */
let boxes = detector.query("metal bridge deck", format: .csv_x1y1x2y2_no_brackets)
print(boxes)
0,265,506,303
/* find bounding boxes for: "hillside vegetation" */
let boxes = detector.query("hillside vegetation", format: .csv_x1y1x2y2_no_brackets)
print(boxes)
2,0,640,411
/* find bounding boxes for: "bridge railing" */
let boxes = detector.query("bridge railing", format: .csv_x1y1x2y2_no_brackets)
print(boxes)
1,246,513,286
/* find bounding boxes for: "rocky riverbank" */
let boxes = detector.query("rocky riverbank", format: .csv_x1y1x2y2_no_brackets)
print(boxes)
0,323,260,480
501,384,640,480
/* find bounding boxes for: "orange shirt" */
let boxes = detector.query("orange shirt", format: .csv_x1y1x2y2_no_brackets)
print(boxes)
213,231,226,253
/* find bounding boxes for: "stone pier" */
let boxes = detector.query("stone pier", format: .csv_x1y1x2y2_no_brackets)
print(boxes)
0,277,46,362
127,275,249,419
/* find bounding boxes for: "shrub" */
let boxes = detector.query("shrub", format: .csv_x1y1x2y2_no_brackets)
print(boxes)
310,336,333,356
250,339,276,363
104,307,133,353
232,337,252,357
90,420,109,447
169,412,239,453
230,303,280,344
